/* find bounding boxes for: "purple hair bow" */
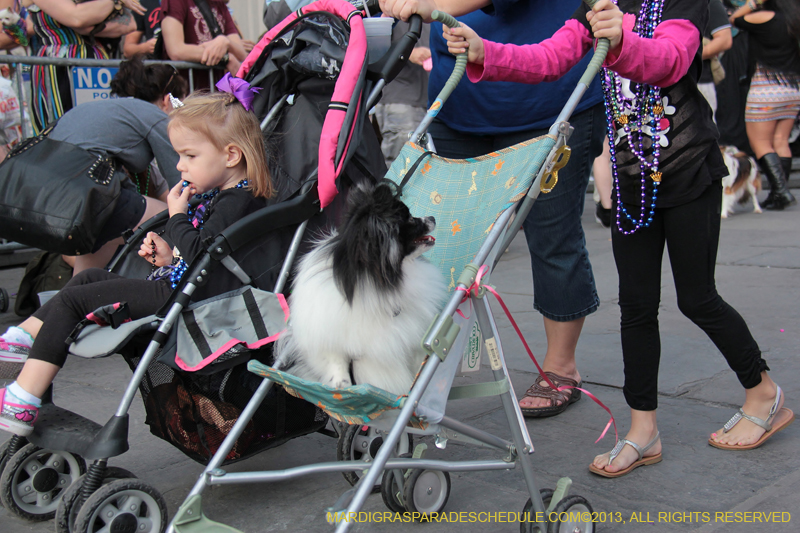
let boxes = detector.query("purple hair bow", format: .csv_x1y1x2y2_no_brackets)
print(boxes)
215,73,261,112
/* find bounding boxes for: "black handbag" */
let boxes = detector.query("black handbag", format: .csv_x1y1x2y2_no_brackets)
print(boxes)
0,124,122,255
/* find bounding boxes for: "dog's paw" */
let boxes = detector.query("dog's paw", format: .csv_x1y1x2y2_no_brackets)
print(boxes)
328,376,352,390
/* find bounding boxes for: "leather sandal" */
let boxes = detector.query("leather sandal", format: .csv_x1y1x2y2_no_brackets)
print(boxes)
519,371,581,418
589,431,662,478
708,385,795,451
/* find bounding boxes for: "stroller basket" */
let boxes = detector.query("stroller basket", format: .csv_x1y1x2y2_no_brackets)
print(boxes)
122,341,326,465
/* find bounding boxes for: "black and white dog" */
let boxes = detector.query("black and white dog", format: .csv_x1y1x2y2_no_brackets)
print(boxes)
277,182,447,396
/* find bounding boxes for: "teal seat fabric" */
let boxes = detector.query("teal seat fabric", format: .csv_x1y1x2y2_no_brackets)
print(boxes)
385,136,556,290
247,360,428,428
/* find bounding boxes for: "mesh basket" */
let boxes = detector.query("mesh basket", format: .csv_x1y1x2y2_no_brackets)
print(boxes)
121,338,327,465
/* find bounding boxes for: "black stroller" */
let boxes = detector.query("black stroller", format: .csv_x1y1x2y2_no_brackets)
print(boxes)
0,1,422,530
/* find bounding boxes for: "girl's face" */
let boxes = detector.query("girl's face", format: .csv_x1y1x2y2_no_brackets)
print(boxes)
169,126,242,194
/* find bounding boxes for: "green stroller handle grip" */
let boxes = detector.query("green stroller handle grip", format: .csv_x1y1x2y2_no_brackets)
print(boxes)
409,9,467,143
580,37,609,86
430,10,467,103
579,0,610,86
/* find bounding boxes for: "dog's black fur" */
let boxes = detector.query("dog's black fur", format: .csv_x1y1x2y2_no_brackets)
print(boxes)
331,182,434,304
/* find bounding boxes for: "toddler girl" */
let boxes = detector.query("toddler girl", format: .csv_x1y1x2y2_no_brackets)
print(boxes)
445,0,793,476
0,83,272,437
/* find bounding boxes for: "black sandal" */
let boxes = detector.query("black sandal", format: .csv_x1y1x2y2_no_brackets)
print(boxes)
519,371,582,418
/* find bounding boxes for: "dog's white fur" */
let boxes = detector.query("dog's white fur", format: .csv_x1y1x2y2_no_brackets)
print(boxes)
720,145,762,218
276,232,447,396
0,9,19,26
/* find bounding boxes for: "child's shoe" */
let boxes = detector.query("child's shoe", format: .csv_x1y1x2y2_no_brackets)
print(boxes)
0,387,38,436
0,338,30,363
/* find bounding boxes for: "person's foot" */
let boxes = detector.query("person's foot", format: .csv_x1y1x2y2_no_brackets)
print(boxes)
0,387,39,437
519,369,581,411
595,202,612,228
0,338,30,363
710,382,785,447
591,428,662,476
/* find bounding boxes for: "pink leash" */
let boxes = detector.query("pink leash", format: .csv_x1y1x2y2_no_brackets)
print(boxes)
458,265,617,443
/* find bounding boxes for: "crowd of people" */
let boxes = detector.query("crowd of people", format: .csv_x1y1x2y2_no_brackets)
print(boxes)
0,0,796,486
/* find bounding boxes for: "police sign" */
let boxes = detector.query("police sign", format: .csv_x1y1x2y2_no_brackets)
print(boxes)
70,67,119,106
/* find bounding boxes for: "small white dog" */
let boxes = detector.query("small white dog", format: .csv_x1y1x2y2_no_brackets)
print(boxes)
720,145,762,218
276,182,447,396
0,9,19,27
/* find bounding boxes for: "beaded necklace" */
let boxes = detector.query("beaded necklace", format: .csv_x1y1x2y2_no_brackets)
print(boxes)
147,179,249,288
132,167,150,196
601,0,666,235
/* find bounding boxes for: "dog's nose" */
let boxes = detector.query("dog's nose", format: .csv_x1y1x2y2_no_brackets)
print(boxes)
426,216,436,229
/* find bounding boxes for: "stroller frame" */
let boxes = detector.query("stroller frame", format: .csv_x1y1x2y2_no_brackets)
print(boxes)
169,4,610,533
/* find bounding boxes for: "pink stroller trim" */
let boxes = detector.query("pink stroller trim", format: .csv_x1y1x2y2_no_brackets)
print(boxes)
173,294,290,372
238,0,368,208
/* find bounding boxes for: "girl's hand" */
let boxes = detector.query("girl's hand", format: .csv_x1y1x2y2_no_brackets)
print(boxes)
443,23,484,65
167,181,195,217
137,232,172,266
200,35,230,66
586,0,624,51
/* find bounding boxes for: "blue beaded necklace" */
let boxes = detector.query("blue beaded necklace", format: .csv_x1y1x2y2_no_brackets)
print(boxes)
148,179,249,288
601,0,666,235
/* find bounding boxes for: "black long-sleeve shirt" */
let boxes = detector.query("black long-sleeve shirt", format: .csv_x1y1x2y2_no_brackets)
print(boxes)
734,12,800,83
165,188,267,300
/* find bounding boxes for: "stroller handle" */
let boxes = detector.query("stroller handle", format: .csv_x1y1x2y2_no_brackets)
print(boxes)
408,10,466,143
429,10,467,109
580,0,611,86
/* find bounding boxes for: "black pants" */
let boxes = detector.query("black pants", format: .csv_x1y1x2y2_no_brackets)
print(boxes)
612,181,768,411
30,269,173,368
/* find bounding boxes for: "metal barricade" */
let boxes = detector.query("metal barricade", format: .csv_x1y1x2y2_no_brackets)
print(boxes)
0,55,216,140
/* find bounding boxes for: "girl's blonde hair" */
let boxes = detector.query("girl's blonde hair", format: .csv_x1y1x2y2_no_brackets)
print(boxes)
168,92,273,198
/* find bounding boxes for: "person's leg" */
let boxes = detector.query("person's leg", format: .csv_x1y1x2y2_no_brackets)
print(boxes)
746,119,778,158
376,103,427,166
663,182,784,447
772,117,795,158
73,196,167,275
13,270,171,398
516,105,605,413
593,138,613,209
592,202,666,474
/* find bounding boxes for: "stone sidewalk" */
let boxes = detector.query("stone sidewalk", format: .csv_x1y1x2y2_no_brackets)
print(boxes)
1,192,798,533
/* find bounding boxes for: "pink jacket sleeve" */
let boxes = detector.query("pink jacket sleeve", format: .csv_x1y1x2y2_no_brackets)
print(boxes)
604,13,700,87
467,19,592,84
467,14,700,89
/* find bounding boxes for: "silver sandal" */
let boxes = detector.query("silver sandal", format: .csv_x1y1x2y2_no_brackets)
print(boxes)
589,431,662,478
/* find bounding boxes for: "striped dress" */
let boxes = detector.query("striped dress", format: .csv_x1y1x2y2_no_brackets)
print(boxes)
28,5,109,134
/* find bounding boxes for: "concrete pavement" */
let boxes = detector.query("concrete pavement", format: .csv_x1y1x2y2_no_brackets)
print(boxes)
1,190,798,533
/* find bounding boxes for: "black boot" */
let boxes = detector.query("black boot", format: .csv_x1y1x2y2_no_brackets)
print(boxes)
758,153,796,210
761,156,792,209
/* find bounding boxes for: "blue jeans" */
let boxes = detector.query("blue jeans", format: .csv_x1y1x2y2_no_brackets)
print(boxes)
428,104,606,321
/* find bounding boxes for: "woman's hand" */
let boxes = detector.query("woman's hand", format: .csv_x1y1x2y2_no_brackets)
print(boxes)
443,23,484,65
137,231,172,266
167,181,195,217
200,35,230,66
586,0,624,51
120,0,146,16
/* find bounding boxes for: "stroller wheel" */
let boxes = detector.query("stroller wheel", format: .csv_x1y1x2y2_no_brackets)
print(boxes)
0,443,86,521
55,466,137,533
380,462,408,513
73,478,167,533
520,489,554,533
336,424,412,492
402,469,451,516
0,287,8,313
547,494,595,533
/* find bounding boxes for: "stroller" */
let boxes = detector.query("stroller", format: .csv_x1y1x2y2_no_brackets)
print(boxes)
166,3,610,533
0,0,421,530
